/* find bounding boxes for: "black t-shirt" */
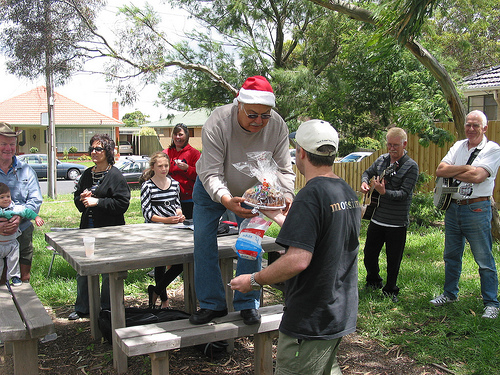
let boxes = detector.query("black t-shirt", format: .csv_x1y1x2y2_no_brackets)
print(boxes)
276,176,360,340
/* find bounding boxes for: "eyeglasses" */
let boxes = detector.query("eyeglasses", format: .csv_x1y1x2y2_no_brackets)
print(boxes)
89,147,104,152
386,143,402,149
241,106,272,120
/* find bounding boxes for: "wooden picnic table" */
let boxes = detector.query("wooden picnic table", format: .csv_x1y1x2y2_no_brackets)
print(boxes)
45,222,282,373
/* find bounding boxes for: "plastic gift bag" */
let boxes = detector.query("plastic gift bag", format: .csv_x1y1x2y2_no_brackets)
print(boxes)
233,151,286,212
233,215,272,260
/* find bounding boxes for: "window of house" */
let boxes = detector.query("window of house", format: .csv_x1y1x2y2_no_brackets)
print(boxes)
468,94,497,120
56,127,114,152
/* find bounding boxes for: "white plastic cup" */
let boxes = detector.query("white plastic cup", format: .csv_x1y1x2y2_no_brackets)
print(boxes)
83,237,95,258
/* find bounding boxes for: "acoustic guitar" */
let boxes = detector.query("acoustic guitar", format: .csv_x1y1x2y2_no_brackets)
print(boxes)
361,163,398,220
433,177,459,210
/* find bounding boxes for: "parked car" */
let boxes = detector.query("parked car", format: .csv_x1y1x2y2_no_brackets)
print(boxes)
18,154,87,180
289,149,296,164
119,141,133,155
115,157,150,187
335,151,373,163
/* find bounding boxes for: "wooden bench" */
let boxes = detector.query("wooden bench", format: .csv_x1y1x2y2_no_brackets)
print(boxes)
115,304,284,375
0,283,55,374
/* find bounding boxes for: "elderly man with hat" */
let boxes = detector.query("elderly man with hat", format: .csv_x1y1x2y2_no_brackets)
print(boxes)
189,76,295,325
230,120,360,375
0,122,43,283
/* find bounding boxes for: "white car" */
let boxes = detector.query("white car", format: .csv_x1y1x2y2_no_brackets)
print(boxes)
336,151,373,163
119,141,133,155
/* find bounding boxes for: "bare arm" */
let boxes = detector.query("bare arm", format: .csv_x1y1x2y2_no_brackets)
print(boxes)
436,162,489,183
230,246,312,293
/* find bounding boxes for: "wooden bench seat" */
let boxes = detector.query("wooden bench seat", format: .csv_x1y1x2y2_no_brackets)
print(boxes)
0,283,55,374
115,304,284,375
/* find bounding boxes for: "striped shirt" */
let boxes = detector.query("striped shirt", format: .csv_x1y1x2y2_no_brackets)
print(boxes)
141,178,181,223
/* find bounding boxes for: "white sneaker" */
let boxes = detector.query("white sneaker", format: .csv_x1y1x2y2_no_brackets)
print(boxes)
482,306,499,319
430,293,457,306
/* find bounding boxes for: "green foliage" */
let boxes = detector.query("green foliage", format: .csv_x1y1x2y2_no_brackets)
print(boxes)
63,147,69,160
0,0,103,85
139,126,157,136
68,146,78,154
409,191,444,226
78,155,92,161
122,111,149,127
30,147,38,153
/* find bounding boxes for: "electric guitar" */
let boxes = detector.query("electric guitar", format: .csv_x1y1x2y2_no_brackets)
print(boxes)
433,177,459,210
362,163,398,220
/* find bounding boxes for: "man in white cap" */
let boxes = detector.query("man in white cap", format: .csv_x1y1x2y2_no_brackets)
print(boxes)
0,122,43,283
190,76,295,325
230,119,360,375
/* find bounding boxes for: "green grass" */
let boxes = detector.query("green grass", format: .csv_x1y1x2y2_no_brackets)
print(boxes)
31,194,500,374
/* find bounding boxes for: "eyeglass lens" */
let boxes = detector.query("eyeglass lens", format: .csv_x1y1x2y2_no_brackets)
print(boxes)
90,147,104,152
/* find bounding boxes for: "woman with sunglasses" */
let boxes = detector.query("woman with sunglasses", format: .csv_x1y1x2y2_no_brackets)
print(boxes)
140,151,185,308
69,134,131,320
163,123,201,220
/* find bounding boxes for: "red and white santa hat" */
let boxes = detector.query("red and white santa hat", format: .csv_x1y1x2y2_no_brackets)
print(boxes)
234,75,275,107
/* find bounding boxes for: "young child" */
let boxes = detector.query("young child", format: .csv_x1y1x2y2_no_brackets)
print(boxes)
0,182,44,286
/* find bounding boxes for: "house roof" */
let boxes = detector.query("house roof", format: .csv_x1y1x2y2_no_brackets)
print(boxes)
145,108,211,128
462,66,500,91
0,86,122,126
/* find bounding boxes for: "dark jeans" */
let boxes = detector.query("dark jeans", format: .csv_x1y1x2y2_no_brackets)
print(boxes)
154,264,184,301
363,222,407,295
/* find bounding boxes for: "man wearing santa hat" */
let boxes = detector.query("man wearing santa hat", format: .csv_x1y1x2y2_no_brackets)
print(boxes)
190,76,295,325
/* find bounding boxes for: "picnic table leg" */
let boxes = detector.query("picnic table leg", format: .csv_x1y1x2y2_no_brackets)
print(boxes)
150,351,169,375
12,339,38,375
254,331,277,375
183,262,196,314
88,274,101,340
110,271,128,374
220,257,235,352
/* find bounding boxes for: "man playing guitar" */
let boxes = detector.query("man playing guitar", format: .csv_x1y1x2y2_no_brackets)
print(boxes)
360,127,419,302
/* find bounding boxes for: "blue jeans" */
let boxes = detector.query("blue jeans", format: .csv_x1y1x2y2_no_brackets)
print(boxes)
443,200,499,307
193,177,261,311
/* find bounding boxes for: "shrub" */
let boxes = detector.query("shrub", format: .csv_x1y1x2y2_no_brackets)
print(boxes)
63,147,69,160
69,146,78,154
410,191,444,227
79,155,92,161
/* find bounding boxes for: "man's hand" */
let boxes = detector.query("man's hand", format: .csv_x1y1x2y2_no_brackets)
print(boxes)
360,181,371,194
373,176,386,195
259,209,285,227
221,195,257,219
229,274,253,293
0,215,20,236
82,196,99,208
281,196,293,215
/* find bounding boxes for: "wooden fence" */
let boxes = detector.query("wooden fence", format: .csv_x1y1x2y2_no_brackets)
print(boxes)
294,121,500,203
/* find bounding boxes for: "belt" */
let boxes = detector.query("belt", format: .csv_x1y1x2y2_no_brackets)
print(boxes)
451,197,490,205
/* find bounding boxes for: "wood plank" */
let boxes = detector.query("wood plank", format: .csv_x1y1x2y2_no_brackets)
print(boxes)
116,305,284,357
9,284,54,339
0,285,28,341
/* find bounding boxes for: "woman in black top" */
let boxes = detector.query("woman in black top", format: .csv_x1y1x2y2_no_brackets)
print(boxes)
68,134,131,320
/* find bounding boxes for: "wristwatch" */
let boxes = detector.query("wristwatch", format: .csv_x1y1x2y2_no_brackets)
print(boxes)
250,272,262,290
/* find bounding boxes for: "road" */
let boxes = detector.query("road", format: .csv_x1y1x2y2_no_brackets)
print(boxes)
39,180,76,196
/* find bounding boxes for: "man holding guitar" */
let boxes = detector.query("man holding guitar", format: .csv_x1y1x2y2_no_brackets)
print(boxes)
430,110,500,319
360,127,418,302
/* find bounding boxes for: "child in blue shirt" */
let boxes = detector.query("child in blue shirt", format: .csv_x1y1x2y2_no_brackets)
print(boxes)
0,182,44,286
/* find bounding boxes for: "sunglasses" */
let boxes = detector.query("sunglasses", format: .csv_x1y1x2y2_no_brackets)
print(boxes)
89,147,105,152
241,106,272,120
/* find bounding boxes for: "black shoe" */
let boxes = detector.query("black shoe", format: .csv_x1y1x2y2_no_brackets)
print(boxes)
383,291,399,303
240,308,261,325
189,308,228,325
68,311,89,320
148,285,158,309
365,282,383,290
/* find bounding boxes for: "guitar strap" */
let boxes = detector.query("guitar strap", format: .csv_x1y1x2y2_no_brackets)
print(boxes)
450,146,483,187
384,153,409,176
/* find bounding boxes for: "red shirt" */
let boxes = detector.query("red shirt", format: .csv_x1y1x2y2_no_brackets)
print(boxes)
164,144,201,201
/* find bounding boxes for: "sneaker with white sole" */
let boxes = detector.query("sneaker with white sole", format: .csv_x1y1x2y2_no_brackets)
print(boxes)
482,306,499,319
10,276,22,286
430,293,457,306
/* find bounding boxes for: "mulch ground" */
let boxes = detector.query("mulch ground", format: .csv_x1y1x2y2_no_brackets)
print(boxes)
1,286,451,374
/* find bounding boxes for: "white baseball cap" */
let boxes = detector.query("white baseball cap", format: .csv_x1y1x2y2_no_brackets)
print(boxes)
290,119,339,156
